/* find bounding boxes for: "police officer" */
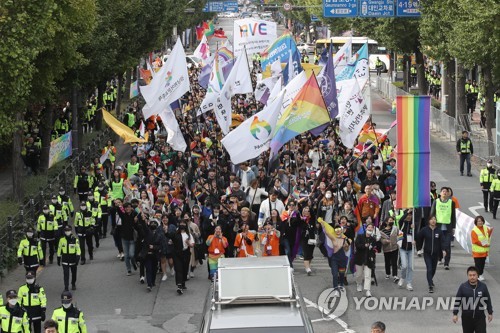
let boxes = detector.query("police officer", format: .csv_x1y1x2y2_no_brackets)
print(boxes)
18,271,47,333
51,291,87,333
74,202,95,264
87,194,101,248
73,166,94,203
17,227,44,274
375,57,383,76
95,182,111,238
58,187,74,227
456,131,474,177
0,290,30,333
480,159,496,213
490,170,500,219
57,226,81,291
37,205,59,265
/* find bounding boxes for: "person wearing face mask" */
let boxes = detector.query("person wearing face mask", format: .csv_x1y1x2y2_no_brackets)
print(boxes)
489,171,500,219
354,223,378,297
173,221,195,294
0,290,29,333
206,225,228,281
57,225,81,291
110,170,125,200
139,220,166,291
17,227,44,274
94,182,111,238
57,187,74,228
51,291,87,333
37,205,59,265
18,271,47,333
380,217,400,283
49,194,64,234
397,210,415,291
87,194,101,248
480,159,496,213
73,166,94,203
74,201,95,265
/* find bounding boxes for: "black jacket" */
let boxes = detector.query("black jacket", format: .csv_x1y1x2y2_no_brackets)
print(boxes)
354,233,378,268
399,217,414,251
416,226,447,256
453,281,493,318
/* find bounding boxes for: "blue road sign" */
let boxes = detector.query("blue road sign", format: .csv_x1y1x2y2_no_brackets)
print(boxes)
396,0,421,17
224,1,239,13
311,15,320,22
323,0,358,18
359,0,395,17
202,1,225,13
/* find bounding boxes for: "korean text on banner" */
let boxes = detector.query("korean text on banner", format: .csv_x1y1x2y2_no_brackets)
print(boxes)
48,132,72,168
233,18,277,57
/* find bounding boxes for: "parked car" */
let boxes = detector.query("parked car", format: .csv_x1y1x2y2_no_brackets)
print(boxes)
297,43,315,55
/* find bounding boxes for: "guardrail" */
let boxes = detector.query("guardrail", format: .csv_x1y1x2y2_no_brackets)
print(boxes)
372,77,500,165
0,128,111,276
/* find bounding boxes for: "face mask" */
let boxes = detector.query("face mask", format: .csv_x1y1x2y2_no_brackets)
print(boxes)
8,299,17,306
388,223,394,227
325,194,332,199
80,206,86,211
59,191,65,196
487,163,492,167
62,303,72,309
52,199,57,204
43,210,49,214
65,231,72,237
88,197,94,201
366,231,373,236
179,225,187,231
27,232,34,238
26,278,35,284
150,224,157,231
98,187,104,191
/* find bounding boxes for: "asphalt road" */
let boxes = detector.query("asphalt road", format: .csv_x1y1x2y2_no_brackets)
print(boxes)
2,17,500,333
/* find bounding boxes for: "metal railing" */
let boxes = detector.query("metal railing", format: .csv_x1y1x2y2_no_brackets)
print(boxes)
0,128,111,276
372,77,500,165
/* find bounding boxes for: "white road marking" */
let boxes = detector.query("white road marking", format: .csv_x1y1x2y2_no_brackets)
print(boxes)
303,297,356,333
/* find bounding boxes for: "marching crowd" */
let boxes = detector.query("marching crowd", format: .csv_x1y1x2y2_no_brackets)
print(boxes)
2,56,496,333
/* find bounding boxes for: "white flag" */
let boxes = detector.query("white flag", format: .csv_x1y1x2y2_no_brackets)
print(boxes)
268,77,282,104
280,70,307,112
270,58,282,78
199,52,225,114
213,51,253,134
140,38,190,109
193,35,210,65
334,38,352,75
99,149,110,165
222,93,284,164
159,107,187,152
339,79,370,148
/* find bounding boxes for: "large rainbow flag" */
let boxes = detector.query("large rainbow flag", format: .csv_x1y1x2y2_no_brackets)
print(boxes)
269,74,330,162
395,96,431,209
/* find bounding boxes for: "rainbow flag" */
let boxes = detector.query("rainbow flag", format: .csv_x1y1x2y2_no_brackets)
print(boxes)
204,21,215,38
269,74,330,162
395,96,431,209
218,47,234,62
191,152,203,159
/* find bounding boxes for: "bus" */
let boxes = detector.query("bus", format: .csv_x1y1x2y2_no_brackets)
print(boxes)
315,37,390,72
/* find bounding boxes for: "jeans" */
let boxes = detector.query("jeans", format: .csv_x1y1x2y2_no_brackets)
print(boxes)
122,239,136,272
281,239,293,267
399,248,413,284
355,265,372,291
329,251,347,289
459,153,471,174
423,253,439,287
384,250,398,277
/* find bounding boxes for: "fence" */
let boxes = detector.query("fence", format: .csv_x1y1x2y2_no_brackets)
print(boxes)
372,77,500,165
0,128,111,276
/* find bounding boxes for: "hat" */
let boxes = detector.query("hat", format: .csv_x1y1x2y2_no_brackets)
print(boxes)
61,291,72,303
64,225,72,231
115,165,123,170
488,159,493,163
26,271,35,279
6,289,17,298
59,187,65,191
149,151,157,157
338,165,345,169
51,194,57,199
43,204,48,209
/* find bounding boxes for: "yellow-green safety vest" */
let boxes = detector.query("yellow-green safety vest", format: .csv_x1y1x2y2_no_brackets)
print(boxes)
435,199,452,224
111,179,124,200
51,307,87,333
471,226,489,254
0,305,29,333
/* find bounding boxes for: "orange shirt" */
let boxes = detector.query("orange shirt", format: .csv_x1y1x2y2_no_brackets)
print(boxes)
234,232,255,257
261,232,280,256
207,235,228,258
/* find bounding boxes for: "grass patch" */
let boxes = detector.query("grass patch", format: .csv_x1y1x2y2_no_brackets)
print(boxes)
392,81,404,89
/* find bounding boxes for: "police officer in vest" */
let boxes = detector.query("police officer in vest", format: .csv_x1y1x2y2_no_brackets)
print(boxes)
87,194,101,248
489,170,500,219
51,291,87,333
74,202,95,265
57,225,81,291
480,159,496,213
410,65,417,86
375,57,383,76
37,205,59,265
18,271,47,333
49,194,64,234
430,187,456,270
95,182,111,238
58,187,74,227
17,227,44,274
0,290,30,333
456,130,474,177
73,166,94,203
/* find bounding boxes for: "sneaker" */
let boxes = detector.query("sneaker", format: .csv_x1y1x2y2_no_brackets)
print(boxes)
417,250,423,257
366,290,372,297
71,285,76,290
297,255,304,260
147,286,152,292
177,288,183,295
406,284,413,291
357,284,363,292
162,274,168,281
127,271,132,276
444,265,450,270
339,286,345,292
478,275,485,281
117,253,121,258
451,243,455,247
186,274,190,280
333,290,340,297
385,275,390,279
181,285,187,290
429,286,434,293
306,268,312,276
398,279,404,288
190,272,195,278
393,276,400,283
170,268,175,277
140,276,145,284
132,261,138,271
438,260,443,265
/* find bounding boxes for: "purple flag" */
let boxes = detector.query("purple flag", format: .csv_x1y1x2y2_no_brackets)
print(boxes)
310,44,338,136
